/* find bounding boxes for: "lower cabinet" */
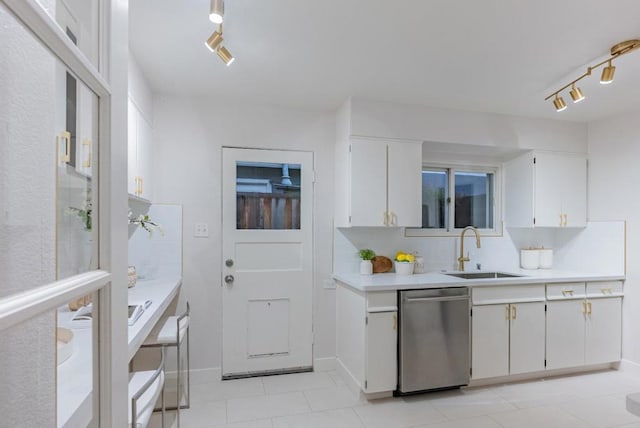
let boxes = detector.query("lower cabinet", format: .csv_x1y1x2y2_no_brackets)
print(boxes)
336,283,397,394
547,282,622,370
472,301,545,379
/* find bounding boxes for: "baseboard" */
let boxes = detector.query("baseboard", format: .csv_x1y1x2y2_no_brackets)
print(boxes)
314,357,336,372
468,363,617,388
619,359,640,377
336,357,362,396
165,367,221,385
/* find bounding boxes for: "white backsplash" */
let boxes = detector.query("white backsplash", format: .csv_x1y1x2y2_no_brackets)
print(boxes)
128,204,183,280
334,221,625,276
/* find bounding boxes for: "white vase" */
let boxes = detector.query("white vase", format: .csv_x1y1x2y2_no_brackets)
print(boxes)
360,260,373,275
395,261,414,275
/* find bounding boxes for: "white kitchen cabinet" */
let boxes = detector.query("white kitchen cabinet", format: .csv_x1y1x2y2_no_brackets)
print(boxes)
339,138,421,227
128,97,153,200
504,151,586,228
471,285,545,380
365,311,397,393
546,281,622,370
336,283,397,394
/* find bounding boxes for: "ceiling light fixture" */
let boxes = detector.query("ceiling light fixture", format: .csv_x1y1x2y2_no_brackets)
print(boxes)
209,0,224,24
545,39,640,112
569,84,585,103
216,46,235,66
600,61,615,84
553,94,567,112
205,29,224,52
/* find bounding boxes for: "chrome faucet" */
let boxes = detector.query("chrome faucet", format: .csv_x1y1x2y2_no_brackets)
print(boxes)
458,226,481,271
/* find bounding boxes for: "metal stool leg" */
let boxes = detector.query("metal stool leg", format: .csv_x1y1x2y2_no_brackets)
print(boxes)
176,342,181,428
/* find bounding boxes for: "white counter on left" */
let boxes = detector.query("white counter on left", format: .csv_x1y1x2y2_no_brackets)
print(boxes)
57,276,182,427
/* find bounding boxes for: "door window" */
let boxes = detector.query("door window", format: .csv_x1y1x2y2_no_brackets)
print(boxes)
236,162,301,230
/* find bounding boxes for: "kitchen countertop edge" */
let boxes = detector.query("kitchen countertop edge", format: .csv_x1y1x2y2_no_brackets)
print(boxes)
334,270,625,292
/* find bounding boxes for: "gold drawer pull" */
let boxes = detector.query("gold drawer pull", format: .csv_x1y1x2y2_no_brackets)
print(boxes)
601,287,613,295
562,289,574,297
505,305,511,320
511,305,517,320
587,301,592,315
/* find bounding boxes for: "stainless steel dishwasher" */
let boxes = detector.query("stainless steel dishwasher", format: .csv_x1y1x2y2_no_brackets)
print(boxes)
398,287,470,394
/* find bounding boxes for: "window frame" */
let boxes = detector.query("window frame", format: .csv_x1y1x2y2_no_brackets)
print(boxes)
406,162,503,237
0,0,115,426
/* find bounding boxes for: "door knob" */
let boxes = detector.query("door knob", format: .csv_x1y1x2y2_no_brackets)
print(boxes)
224,275,234,284
225,259,234,267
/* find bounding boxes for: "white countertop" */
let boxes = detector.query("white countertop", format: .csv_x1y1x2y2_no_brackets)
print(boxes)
57,276,182,427
334,269,625,292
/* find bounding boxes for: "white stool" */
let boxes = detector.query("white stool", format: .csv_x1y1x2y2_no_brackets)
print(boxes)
129,352,165,428
141,302,190,427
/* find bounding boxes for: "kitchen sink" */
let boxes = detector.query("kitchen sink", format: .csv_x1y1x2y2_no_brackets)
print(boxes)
445,271,523,279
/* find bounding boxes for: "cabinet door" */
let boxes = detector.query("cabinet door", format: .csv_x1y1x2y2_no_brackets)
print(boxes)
585,298,622,365
350,140,387,226
127,98,139,195
365,311,397,393
471,305,509,379
560,155,587,227
546,300,585,370
510,302,545,375
136,112,153,200
387,142,422,227
534,152,565,227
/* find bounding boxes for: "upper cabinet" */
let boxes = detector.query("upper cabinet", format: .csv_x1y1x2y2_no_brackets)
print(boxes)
127,97,153,201
505,151,586,228
336,138,422,227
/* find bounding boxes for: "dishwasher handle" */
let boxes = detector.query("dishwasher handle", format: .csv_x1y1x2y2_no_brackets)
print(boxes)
405,296,469,303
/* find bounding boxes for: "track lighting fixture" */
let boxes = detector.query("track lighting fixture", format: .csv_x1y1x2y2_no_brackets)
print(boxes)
205,29,224,52
553,94,567,112
209,0,224,24
569,84,585,103
216,46,235,66
600,61,615,84
545,39,639,112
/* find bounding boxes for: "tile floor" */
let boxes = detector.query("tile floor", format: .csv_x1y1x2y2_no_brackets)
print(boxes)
150,369,640,428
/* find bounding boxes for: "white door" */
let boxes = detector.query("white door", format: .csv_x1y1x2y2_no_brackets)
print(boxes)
510,302,546,375
471,304,509,379
585,298,622,364
222,148,314,377
546,300,586,370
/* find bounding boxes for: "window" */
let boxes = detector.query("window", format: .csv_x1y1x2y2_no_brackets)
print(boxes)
410,165,500,236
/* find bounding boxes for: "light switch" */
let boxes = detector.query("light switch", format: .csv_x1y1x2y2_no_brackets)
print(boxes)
194,222,209,238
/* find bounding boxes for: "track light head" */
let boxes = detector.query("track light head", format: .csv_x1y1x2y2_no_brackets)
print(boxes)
600,61,615,84
205,30,224,52
209,0,224,24
569,84,585,103
553,94,567,112
217,46,235,66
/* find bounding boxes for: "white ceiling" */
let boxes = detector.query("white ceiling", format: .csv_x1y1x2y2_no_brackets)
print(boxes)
129,0,640,122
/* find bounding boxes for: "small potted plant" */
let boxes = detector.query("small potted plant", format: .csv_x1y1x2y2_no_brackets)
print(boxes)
394,251,415,275
358,249,376,275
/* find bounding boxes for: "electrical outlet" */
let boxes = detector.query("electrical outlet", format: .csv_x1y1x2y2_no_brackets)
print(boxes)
194,222,209,238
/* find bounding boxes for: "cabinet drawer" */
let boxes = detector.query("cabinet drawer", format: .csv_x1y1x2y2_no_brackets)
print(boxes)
546,283,586,300
367,291,397,312
472,285,545,305
586,281,623,298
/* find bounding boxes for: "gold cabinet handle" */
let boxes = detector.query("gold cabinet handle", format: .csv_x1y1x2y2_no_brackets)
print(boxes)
383,211,388,226
134,176,141,195
559,213,564,227
601,287,612,295
582,301,587,315
505,305,511,320
511,305,517,320
587,301,592,315
562,289,574,297
60,131,71,163
563,213,568,227
139,177,144,195
82,139,92,168
392,313,397,331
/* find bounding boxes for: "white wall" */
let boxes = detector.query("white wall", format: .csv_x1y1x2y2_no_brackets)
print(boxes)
588,110,640,365
151,95,336,373
349,97,587,153
128,52,153,122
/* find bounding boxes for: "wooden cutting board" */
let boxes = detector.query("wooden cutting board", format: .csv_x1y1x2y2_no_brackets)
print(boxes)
372,256,393,273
